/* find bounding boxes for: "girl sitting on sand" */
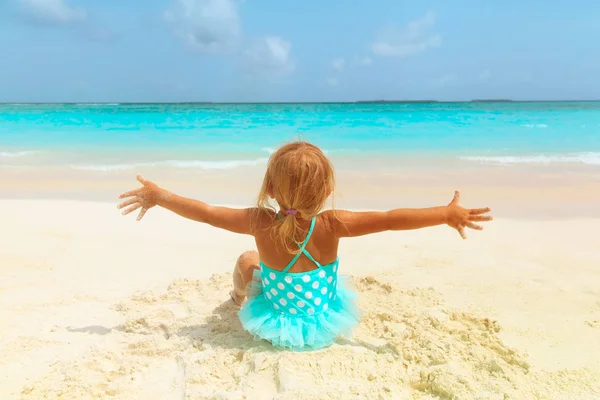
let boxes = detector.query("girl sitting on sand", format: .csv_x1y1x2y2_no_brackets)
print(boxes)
117,141,492,351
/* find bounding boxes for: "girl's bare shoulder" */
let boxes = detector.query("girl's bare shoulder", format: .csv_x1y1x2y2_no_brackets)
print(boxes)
251,208,338,236
317,210,339,233
250,207,277,232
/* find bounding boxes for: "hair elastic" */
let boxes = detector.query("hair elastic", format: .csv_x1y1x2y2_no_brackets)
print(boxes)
285,209,297,215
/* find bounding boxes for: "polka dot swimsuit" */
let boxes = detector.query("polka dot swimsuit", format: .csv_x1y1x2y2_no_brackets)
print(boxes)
259,216,339,317
238,214,360,351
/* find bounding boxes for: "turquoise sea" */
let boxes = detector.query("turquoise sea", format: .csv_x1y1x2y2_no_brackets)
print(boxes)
1,102,599,171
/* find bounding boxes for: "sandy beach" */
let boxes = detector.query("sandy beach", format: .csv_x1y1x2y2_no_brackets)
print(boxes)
3,0,600,396
2,169,600,399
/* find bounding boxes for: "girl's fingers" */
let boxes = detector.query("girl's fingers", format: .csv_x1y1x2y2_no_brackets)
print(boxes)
117,197,138,209
450,190,461,205
469,207,491,215
136,207,148,221
119,189,140,199
122,203,141,215
457,226,467,239
466,221,483,231
469,215,493,222
136,174,147,185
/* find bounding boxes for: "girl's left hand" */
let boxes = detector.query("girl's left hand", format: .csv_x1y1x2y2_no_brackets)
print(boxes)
117,174,162,221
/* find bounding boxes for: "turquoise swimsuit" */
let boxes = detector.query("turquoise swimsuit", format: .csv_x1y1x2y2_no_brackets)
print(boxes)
238,216,361,351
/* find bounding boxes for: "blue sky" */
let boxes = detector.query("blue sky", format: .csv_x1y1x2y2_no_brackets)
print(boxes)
0,0,599,102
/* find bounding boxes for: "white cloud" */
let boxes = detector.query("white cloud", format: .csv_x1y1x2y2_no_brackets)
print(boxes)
326,56,371,87
360,56,373,66
164,0,294,80
372,11,441,58
164,0,241,53
332,58,346,73
18,0,87,24
243,36,295,78
326,77,339,86
350,56,373,67
479,69,491,82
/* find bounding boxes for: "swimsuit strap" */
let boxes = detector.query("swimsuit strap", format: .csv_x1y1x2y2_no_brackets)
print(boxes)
282,216,317,272
300,248,322,269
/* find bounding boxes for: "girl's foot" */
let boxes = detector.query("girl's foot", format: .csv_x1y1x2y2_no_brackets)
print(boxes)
229,290,245,306
231,250,260,306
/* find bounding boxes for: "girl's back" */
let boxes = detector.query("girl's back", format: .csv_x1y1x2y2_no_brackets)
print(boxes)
254,211,339,274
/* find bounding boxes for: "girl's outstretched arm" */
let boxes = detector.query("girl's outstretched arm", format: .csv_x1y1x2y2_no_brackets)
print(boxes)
331,191,492,239
117,174,254,235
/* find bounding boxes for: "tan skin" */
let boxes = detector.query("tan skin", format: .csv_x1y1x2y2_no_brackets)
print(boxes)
118,174,493,305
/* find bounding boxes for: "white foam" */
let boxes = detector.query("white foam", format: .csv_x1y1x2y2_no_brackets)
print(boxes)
0,150,38,158
521,124,548,128
460,153,600,166
75,103,120,106
70,163,143,172
69,157,269,172
324,148,362,154
261,147,362,156
162,158,268,169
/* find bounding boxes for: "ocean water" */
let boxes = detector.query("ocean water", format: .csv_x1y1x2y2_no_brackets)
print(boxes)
1,102,599,171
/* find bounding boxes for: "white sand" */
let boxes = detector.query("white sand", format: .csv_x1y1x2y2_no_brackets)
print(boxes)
2,200,600,399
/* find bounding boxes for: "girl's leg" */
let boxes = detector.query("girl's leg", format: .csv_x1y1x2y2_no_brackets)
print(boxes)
230,250,260,306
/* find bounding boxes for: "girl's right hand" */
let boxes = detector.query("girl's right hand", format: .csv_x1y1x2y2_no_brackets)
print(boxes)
117,174,163,221
445,190,493,239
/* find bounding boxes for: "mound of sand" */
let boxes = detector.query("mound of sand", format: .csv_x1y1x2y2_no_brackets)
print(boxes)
21,274,600,400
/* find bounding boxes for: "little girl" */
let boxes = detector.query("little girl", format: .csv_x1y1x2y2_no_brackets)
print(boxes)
117,141,492,351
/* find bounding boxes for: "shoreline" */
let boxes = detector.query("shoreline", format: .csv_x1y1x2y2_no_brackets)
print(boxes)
2,163,600,220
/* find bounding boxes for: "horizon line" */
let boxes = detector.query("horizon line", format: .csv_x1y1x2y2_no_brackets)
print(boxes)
1,99,600,105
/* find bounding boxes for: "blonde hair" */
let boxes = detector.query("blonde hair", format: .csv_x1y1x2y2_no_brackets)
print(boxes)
256,141,335,254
